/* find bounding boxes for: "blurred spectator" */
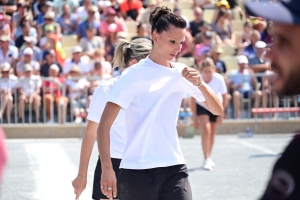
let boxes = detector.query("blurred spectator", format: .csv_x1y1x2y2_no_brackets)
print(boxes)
37,11,61,42
63,46,90,75
120,0,144,21
194,31,212,66
36,1,53,25
79,22,104,58
248,41,270,74
15,22,37,48
33,0,47,17
194,0,215,9
211,45,227,74
76,0,100,23
189,7,207,37
211,9,234,46
56,4,78,35
237,20,253,55
0,62,17,123
131,22,151,41
17,64,42,123
0,35,18,69
174,7,189,29
66,65,90,123
243,30,261,58
104,23,120,61
42,64,68,124
99,7,127,38
92,48,112,77
213,0,231,22
16,47,40,77
12,1,32,39
53,0,79,16
0,0,17,17
40,49,63,77
0,13,10,37
229,55,261,118
76,5,100,41
19,36,43,63
261,20,273,45
140,0,157,31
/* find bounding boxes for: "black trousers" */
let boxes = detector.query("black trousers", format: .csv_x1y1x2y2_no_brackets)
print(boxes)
117,164,192,200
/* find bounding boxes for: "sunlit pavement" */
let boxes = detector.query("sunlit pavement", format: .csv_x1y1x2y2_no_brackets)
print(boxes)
0,134,294,200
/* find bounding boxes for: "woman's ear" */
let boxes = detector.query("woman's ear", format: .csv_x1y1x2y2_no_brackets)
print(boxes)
129,58,138,66
152,31,158,43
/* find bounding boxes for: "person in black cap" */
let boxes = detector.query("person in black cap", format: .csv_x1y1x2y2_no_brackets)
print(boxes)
246,0,300,199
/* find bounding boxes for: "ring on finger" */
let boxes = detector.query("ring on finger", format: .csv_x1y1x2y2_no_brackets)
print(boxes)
108,187,112,190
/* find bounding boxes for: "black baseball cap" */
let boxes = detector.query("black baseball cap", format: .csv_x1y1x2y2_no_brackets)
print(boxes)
245,0,300,25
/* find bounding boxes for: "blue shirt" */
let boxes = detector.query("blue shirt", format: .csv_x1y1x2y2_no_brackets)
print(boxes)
56,14,78,35
244,44,256,59
36,13,45,25
76,20,100,38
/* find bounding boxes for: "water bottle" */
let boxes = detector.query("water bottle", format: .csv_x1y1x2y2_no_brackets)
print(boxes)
246,127,252,137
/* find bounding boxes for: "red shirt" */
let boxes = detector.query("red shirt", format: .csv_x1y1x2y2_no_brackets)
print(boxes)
42,77,65,97
120,0,143,13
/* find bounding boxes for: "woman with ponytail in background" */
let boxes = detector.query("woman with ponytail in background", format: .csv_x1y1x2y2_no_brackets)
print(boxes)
72,38,152,200
97,6,223,200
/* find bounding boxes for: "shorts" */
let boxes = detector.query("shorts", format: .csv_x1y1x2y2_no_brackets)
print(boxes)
117,164,192,200
92,157,122,200
196,104,218,122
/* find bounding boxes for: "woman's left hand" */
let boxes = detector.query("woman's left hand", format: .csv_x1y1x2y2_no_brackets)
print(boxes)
182,67,202,86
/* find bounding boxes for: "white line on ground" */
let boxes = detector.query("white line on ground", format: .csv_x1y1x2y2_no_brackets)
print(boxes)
237,140,278,155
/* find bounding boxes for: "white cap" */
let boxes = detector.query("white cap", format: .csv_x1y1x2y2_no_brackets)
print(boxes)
237,55,248,64
23,47,33,55
49,64,59,71
72,46,83,53
255,41,267,49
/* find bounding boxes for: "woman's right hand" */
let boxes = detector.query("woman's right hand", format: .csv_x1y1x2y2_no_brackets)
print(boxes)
101,167,117,200
72,176,87,200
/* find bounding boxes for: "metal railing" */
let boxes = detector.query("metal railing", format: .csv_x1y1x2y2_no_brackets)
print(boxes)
0,73,298,125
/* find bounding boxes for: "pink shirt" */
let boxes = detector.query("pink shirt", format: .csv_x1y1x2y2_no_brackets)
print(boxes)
99,19,127,37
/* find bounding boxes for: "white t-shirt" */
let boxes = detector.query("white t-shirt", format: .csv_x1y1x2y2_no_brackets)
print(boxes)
76,6,100,23
229,69,252,93
63,58,91,75
197,73,227,109
66,78,89,99
87,77,126,159
0,46,18,66
108,57,207,169
17,75,42,95
0,75,18,92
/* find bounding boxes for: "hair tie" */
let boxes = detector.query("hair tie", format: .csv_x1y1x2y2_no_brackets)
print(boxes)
122,42,130,54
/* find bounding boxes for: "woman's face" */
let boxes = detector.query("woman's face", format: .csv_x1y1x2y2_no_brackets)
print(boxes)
244,25,252,33
201,66,214,82
152,24,186,61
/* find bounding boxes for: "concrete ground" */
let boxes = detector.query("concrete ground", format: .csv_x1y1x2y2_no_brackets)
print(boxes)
0,134,294,200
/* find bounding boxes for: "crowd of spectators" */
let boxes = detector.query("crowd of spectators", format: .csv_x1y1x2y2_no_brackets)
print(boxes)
0,0,293,123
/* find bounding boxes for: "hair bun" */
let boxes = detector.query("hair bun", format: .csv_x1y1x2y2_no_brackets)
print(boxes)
149,6,171,26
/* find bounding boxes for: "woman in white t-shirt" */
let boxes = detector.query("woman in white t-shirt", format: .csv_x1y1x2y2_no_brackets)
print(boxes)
97,7,223,200
72,38,152,200
191,57,227,171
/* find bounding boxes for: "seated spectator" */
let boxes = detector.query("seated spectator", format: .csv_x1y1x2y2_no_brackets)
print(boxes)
16,48,40,77
36,1,53,25
33,0,47,17
211,9,234,46
19,36,43,63
92,48,112,77
17,64,42,123
76,5,100,41
243,30,261,59
0,13,10,37
0,35,18,70
140,0,157,31
79,23,104,58
120,0,144,21
229,55,261,118
37,11,61,42
76,0,100,23
12,1,33,39
63,46,90,75
237,20,253,55
194,0,215,9
173,7,190,29
99,7,127,38
15,22,37,49
211,45,227,74
66,65,90,123
194,31,213,66
0,62,17,123
42,64,68,124
213,0,232,22
40,49,63,77
189,7,207,37
261,20,273,45
0,0,17,17
56,4,77,35
131,22,151,41
248,41,270,74
53,0,79,16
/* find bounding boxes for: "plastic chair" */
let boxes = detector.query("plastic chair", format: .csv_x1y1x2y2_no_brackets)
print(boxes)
178,1,193,9
220,56,239,72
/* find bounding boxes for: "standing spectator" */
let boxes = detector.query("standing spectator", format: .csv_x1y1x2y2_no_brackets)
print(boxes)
140,0,157,31
99,7,127,38
53,0,79,16
0,62,17,123
15,22,37,48
16,48,40,77
131,22,151,41
76,0,100,23
43,64,68,124
12,1,32,39
56,4,78,35
189,7,207,37
0,35,18,70
76,5,100,41
211,45,227,74
63,46,90,75
243,30,261,59
17,64,42,123
19,36,43,63
0,13,10,37
40,49,63,77
0,0,17,17
36,1,53,25
120,0,144,21
229,55,261,118
37,11,61,42
79,23,104,58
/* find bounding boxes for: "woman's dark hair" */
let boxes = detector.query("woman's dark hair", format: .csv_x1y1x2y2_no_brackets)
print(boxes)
149,6,186,34
244,20,252,28
19,16,30,27
215,9,227,24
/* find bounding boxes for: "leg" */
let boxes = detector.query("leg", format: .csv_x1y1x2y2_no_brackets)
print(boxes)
45,94,54,121
233,91,241,118
0,93,9,119
33,95,41,122
5,94,13,124
58,97,68,124
18,94,26,121
209,122,218,158
253,90,262,108
199,115,212,159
